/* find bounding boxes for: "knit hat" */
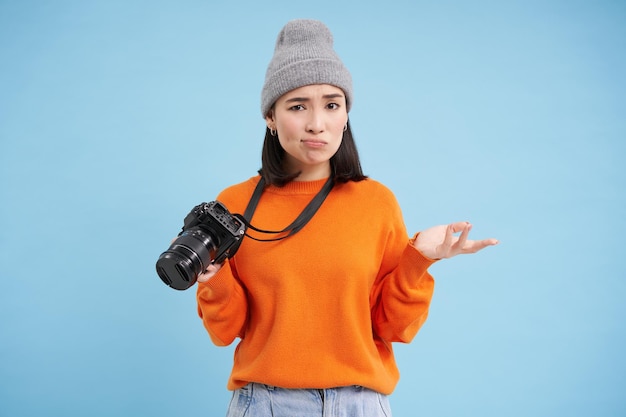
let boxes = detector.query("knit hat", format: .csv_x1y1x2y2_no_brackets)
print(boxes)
261,19,353,117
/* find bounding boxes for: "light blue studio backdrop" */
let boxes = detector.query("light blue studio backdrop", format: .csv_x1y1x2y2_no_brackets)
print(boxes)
0,1,624,416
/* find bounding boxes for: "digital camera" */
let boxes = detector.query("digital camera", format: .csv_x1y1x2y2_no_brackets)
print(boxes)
156,201,246,290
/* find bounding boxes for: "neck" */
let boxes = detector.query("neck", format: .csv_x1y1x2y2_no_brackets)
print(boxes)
289,163,331,182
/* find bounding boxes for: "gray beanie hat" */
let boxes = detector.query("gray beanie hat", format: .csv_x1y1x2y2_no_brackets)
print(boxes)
261,19,353,117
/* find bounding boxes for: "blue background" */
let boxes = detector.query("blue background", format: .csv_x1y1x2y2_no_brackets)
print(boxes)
1,1,624,416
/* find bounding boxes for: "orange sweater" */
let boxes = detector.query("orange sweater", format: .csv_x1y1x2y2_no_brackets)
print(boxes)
197,176,435,395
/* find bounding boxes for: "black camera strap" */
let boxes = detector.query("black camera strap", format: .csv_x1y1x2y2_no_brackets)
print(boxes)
240,176,335,242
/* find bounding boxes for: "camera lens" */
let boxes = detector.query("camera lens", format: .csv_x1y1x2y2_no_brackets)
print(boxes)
156,228,218,290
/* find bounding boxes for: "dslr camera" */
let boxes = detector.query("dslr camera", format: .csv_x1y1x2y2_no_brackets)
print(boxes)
156,201,246,290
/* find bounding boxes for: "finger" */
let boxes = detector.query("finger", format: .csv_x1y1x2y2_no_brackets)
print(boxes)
471,238,499,250
463,238,499,254
482,238,499,247
456,222,471,250
440,223,464,258
197,265,217,282
443,223,456,247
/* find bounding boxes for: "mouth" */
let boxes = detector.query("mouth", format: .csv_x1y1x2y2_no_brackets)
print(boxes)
301,139,327,148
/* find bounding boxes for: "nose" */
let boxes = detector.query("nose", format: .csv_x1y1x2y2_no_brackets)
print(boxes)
305,109,324,134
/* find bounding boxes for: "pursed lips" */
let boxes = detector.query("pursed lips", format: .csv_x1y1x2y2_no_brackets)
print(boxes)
301,139,327,147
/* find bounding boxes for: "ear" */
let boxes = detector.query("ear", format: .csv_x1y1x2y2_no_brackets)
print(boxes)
265,111,275,130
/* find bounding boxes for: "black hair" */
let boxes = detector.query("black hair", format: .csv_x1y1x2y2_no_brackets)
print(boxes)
258,120,368,187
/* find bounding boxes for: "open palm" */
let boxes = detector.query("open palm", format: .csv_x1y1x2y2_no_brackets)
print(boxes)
414,222,498,260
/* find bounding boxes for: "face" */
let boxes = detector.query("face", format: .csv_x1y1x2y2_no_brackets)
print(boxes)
266,84,348,181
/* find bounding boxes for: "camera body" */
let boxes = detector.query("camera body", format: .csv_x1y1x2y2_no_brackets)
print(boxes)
156,201,246,290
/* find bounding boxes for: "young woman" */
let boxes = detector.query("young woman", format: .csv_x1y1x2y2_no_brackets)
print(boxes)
195,19,498,416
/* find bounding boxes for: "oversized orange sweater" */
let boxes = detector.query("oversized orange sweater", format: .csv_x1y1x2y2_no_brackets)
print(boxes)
196,176,435,395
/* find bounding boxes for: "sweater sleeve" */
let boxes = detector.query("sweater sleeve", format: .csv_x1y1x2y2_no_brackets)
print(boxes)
368,184,437,344
370,237,436,344
196,247,248,347
195,179,255,347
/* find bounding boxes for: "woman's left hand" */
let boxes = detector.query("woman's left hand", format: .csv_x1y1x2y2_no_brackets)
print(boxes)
414,221,498,260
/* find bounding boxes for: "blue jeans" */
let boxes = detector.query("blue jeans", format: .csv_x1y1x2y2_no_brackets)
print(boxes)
225,383,392,417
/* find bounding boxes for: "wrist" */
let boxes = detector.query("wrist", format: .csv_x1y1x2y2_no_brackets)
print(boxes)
411,232,440,261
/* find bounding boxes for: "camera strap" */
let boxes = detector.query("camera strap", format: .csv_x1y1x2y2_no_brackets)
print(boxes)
240,176,335,241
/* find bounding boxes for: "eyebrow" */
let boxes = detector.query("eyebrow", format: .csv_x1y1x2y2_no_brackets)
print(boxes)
284,93,344,103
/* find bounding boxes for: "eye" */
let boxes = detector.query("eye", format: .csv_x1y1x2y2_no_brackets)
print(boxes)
289,104,305,111
327,102,340,110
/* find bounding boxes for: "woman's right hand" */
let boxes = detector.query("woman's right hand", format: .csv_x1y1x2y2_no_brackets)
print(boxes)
197,263,222,283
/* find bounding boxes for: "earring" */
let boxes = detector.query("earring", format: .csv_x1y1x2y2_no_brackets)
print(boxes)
343,124,348,132
270,128,277,137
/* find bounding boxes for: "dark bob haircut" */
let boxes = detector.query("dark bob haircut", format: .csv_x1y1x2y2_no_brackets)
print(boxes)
258,120,368,187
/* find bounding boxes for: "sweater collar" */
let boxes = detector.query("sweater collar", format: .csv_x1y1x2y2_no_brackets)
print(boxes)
265,177,330,196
